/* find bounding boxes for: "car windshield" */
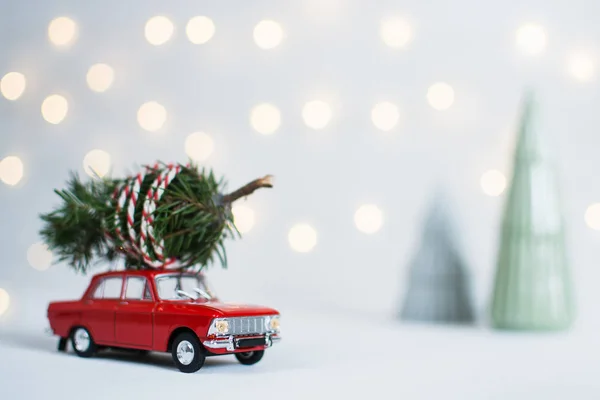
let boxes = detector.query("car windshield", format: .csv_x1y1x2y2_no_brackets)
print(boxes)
154,274,215,301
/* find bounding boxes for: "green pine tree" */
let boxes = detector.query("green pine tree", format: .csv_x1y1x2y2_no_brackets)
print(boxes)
39,161,273,274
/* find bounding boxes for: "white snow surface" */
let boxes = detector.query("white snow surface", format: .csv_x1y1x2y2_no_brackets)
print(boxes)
1,311,598,400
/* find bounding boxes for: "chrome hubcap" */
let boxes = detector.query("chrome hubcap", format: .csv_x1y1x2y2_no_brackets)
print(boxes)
238,351,254,359
176,340,195,365
73,328,90,352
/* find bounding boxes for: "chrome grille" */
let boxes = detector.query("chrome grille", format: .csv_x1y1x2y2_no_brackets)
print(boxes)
230,316,267,335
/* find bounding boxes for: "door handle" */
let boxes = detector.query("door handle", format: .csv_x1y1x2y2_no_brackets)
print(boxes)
119,301,128,305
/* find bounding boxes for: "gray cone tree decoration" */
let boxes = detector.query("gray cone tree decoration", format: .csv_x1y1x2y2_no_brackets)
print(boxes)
490,92,575,330
399,190,476,324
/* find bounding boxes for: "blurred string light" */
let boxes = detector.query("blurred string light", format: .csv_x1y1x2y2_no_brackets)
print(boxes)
48,16,77,47
480,169,507,197
302,100,332,130
1,72,26,100
427,82,454,110
0,156,24,186
584,203,600,230
288,223,317,253
145,16,174,45
186,16,215,44
379,17,413,49
232,205,255,234
0,288,9,317
83,149,111,178
371,101,400,131
86,63,114,92
41,94,68,124
567,52,596,82
137,101,167,132
27,242,53,271
250,103,281,134
516,23,546,55
253,20,284,49
185,132,214,161
354,204,383,234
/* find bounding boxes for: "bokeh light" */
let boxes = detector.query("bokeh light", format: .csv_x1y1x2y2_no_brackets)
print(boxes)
250,103,281,134
567,52,596,82
516,23,546,55
253,20,284,49
480,169,507,197
186,16,215,44
41,94,68,124
371,102,400,131
288,223,317,253
302,100,332,130
86,63,114,92
137,101,167,132
185,132,214,161
380,17,413,49
1,72,26,101
0,288,9,317
48,17,77,47
232,205,255,234
354,204,383,234
584,203,600,230
0,156,24,186
27,242,53,271
145,16,174,46
427,82,455,110
83,149,111,178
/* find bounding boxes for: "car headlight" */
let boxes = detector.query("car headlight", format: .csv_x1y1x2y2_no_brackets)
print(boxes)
267,315,280,332
208,318,229,336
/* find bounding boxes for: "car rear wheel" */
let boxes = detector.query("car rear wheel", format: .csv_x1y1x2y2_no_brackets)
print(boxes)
235,350,264,365
71,327,97,358
171,332,205,373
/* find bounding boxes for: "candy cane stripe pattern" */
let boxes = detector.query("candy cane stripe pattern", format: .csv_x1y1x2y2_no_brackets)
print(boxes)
130,169,163,267
143,164,181,268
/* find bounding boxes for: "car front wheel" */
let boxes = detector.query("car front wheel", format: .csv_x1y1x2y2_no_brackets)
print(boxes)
71,327,97,358
235,350,264,365
171,332,205,373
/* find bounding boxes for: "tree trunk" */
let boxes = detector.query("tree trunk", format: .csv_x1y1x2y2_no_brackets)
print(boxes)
222,175,273,204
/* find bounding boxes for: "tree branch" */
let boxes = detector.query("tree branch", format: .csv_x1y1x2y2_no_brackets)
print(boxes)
222,175,273,204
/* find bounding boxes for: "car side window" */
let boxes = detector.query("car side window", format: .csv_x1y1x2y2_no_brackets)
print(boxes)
103,277,123,299
125,277,152,300
144,285,152,300
92,281,105,298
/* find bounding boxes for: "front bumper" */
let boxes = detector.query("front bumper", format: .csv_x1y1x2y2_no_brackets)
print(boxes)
203,333,281,352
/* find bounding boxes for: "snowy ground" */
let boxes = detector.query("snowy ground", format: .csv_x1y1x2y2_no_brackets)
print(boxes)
1,311,599,400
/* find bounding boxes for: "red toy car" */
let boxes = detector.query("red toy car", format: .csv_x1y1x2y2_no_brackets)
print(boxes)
47,269,281,373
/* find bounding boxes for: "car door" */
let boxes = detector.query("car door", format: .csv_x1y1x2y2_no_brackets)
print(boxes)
115,276,155,348
83,276,123,344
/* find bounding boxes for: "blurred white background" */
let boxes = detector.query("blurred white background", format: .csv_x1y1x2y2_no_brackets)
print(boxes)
2,0,600,336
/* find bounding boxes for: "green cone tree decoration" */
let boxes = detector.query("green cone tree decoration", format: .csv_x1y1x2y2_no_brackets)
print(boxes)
399,189,476,324
490,93,575,330
39,161,273,274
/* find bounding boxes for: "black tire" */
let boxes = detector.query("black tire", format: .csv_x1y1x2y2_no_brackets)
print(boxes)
171,332,205,373
70,327,97,358
235,350,264,365
57,337,68,352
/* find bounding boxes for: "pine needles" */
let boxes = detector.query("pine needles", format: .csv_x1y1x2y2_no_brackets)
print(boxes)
38,162,273,274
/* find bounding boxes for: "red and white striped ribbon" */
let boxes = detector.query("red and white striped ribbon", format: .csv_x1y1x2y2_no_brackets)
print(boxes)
142,164,181,268
130,166,166,267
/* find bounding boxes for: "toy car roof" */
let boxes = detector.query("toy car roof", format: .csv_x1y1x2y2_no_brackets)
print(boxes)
91,269,205,279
